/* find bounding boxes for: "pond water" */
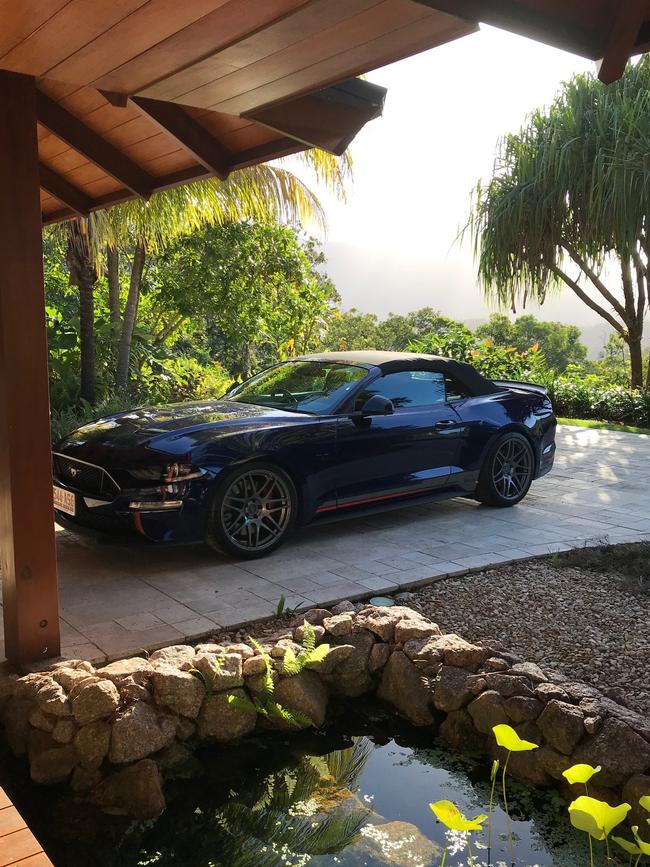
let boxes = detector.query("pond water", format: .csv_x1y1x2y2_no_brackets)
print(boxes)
2,703,592,867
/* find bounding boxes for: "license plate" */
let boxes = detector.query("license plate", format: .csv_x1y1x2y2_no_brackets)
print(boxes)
53,485,76,516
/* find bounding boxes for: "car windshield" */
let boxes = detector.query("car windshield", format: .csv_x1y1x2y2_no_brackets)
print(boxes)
224,361,367,414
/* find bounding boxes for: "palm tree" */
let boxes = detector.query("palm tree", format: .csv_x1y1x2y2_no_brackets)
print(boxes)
469,58,650,388
57,149,351,400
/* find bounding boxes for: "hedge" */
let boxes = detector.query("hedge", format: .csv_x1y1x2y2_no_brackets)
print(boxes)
550,377,650,428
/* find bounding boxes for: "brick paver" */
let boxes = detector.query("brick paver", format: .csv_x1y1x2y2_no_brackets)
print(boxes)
2,425,649,663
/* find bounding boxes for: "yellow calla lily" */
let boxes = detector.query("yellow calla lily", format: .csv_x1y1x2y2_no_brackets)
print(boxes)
640,795,650,813
430,800,488,832
568,796,631,841
562,764,601,786
492,724,539,752
632,826,650,855
612,835,642,856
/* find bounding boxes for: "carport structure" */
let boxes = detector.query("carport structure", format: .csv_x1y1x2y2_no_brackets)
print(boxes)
0,0,647,666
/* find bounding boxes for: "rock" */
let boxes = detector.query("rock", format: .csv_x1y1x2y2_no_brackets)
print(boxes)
176,717,196,741
4,697,34,755
322,613,354,637
96,657,153,684
323,629,375,697
194,643,225,656
357,820,443,867
310,644,354,675
71,680,120,724
67,676,102,700
273,671,329,728
622,774,650,828
119,677,152,704
52,719,76,744
14,673,51,700
148,645,196,669
402,636,443,665
584,715,603,735
242,655,268,676
301,608,333,624
293,624,326,644
431,634,489,669
537,700,585,754
29,707,55,732
573,718,650,786
74,721,111,769
28,730,78,784
468,690,508,734
152,668,205,719
493,745,552,787
355,606,419,642
439,708,485,751
504,696,543,723
433,666,484,712
52,667,97,692
197,689,257,741
578,696,650,743
394,616,441,644
109,701,176,763
484,673,534,699
482,657,510,673
271,640,302,660
225,642,255,660
561,682,602,703
91,759,165,819
330,601,355,615
35,680,71,717
51,659,94,673
394,592,416,604
368,643,391,673
377,651,434,726
247,669,278,694
535,682,570,704
193,652,243,691
70,765,102,793
510,662,547,684
537,745,573,781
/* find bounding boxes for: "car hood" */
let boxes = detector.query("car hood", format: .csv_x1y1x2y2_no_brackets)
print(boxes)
57,400,312,454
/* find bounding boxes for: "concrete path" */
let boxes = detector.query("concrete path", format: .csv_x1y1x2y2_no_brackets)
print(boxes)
2,425,650,663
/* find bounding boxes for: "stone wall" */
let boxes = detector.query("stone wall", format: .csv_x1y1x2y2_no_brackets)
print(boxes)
0,602,648,827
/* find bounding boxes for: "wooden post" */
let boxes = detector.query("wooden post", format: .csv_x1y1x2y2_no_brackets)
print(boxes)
0,71,60,664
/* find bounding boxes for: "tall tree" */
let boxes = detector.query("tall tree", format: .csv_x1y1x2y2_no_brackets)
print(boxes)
470,58,650,388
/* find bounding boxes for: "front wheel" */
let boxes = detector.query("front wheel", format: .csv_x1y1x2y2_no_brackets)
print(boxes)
475,432,535,507
206,462,296,558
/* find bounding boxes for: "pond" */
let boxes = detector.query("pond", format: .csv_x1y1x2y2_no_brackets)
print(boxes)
2,702,591,867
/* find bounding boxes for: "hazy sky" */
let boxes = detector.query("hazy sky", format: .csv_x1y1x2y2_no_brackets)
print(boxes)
291,24,613,344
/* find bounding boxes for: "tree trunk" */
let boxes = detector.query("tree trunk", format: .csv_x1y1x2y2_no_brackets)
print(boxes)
66,223,97,404
116,242,146,389
78,283,96,403
628,334,643,389
106,246,121,347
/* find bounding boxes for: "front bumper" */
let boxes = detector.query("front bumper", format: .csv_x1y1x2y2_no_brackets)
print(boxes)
53,477,212,543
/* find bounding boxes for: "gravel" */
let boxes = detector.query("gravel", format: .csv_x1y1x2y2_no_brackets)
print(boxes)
409,558,650,717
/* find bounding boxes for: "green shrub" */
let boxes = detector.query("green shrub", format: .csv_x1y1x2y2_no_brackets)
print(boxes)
550,375,650,428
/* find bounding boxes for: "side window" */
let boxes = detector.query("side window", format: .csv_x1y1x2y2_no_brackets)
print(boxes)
355,370,446,410
445,376,472,403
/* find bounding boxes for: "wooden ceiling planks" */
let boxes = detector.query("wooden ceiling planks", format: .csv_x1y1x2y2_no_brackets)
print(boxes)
0,0,479,223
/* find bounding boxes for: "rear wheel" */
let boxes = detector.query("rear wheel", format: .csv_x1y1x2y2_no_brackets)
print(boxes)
206,462,296,558
475,432,535,507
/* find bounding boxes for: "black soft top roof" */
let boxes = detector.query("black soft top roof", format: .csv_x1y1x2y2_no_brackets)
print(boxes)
297,351,499,396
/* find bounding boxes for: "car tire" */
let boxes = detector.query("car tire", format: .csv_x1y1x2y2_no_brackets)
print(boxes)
475,432,535,507
205,461,297,558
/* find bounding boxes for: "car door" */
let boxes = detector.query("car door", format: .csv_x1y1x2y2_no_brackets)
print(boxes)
331,369,467,511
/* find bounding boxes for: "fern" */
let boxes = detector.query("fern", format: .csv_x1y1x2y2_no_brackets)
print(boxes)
302,620,316,654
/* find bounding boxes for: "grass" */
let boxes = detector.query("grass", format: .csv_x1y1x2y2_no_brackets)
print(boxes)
557,417,650,435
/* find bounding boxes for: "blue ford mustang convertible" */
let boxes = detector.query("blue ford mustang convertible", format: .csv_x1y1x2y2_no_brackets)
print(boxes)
53,351,556,558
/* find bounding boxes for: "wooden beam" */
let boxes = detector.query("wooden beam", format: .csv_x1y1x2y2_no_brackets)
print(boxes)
597,0,646,84
0,72,60,664
39,164,91,216
98,89,129,108
131,96,231,180
35,89,153,199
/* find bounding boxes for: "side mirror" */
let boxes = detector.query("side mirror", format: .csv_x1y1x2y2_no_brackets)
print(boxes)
360,394,394,416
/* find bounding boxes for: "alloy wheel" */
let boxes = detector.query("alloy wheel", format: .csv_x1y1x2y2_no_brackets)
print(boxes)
492,438,533,501
220,468,292,553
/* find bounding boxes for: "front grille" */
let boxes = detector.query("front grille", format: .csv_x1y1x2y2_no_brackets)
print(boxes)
53,453,120,498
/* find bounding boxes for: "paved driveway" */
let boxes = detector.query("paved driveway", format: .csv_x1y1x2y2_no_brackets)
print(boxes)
3,425,650,663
